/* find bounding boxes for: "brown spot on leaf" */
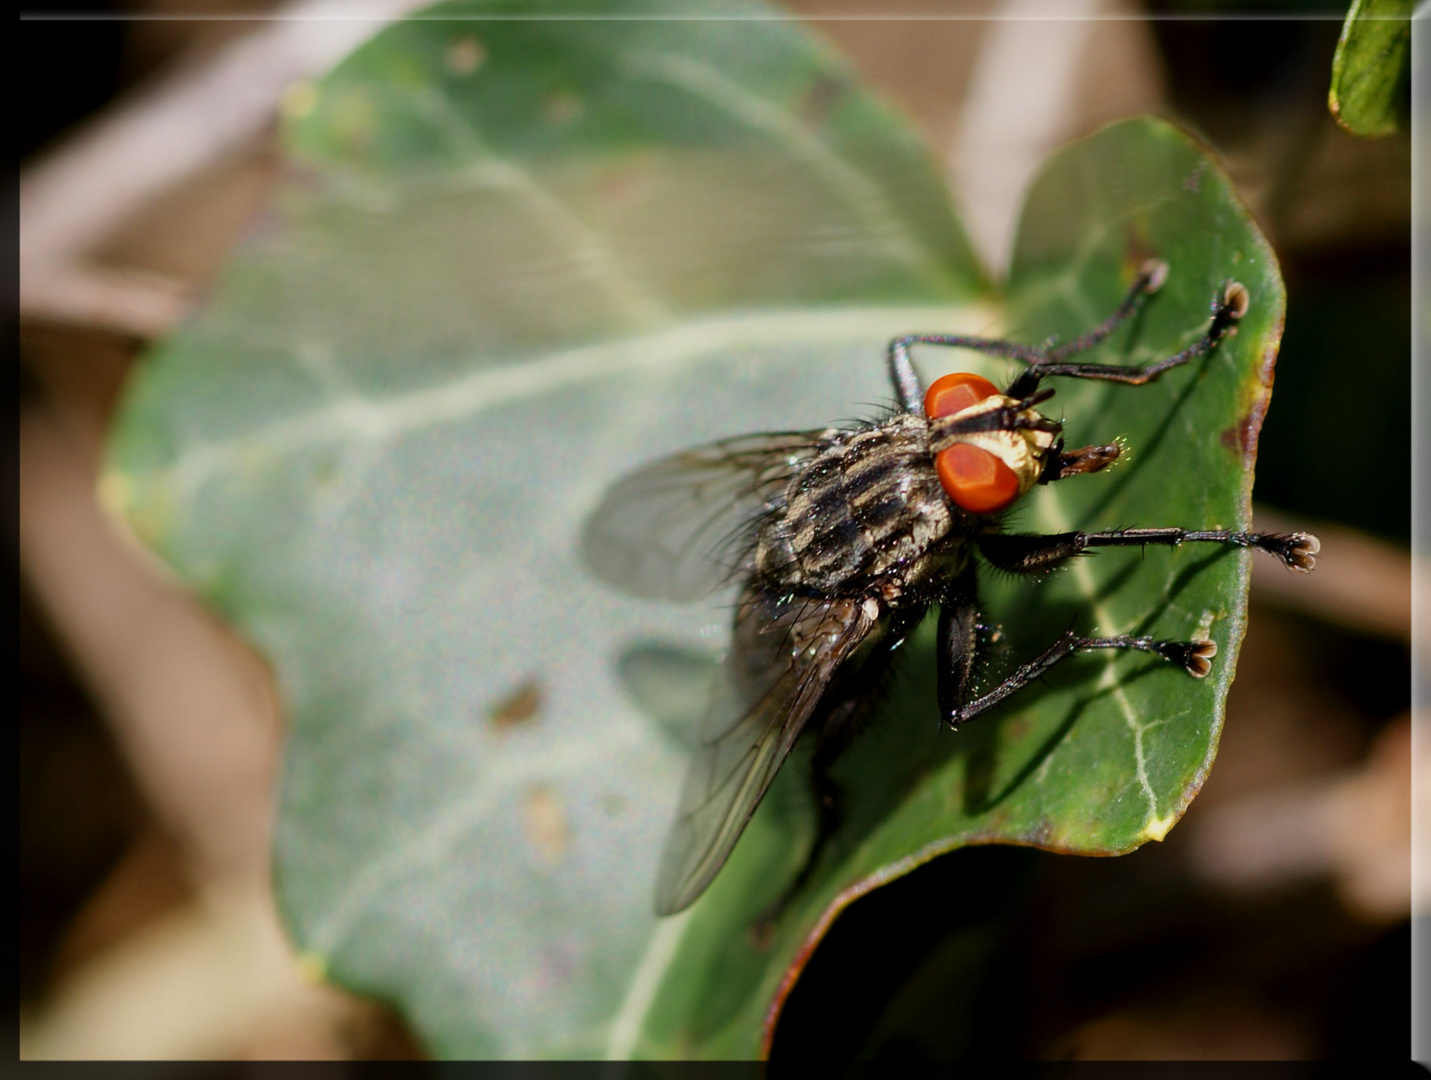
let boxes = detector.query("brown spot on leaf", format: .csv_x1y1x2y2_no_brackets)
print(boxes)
1121,227,1157,280
1223,382,1273,465
748,917,777,953
1223,320,1282,467
799,73,845,129
1183,161,1206,192
489,677,542,731
594,159,655,211
1220,417,1252,454
522,784,569,864
1021,820,1055,850
445,36,485,76
1257,332,1280,391
543,92,583,126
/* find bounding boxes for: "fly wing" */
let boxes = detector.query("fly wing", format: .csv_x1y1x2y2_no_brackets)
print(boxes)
654,588,879,915
582,432,828,602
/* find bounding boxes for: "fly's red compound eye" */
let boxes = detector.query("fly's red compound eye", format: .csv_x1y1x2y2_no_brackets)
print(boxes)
935,443,1021,514
925,373,1020,513
924,372,1000,419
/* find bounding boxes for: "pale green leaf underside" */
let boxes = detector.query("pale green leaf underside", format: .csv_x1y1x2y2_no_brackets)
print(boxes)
102,0,1282,1061
104,0,983,1059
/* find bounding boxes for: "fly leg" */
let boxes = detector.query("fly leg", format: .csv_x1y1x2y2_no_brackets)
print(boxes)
944,629,1218,729
942,526,1320,727
886,332,1041,416
978,527,1320,574
1005,278,1248,398
885,259,1168,414
936,564,981,725
940,551,1214,729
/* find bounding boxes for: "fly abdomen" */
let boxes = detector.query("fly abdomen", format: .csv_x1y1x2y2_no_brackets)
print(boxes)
754,413,953,592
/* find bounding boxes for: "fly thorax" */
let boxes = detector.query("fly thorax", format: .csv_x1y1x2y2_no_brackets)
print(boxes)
753,415,952,590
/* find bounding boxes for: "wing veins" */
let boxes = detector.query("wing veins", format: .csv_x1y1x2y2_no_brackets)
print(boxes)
654,591,876,914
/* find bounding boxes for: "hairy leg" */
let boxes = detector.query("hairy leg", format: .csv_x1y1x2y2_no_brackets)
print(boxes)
885,259,1169,413
977,527,1319,575
942,629,1217,729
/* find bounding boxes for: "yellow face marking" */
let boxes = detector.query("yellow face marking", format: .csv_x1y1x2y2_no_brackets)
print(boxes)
941,395,1057,497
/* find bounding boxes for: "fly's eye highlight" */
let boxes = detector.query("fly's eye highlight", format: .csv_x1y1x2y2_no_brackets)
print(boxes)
924,372,1000,419
925,372,1022,513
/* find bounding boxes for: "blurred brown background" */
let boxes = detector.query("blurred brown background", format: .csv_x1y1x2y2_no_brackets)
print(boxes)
18,0,1416,1060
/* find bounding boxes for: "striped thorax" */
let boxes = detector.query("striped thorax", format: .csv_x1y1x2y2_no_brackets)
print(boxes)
753,412,958,595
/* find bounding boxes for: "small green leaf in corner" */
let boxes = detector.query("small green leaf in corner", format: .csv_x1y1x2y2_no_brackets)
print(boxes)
1329,0,1412,137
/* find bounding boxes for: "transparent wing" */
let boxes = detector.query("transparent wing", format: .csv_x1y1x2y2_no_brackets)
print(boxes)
582,432,829,602
654,587,879,915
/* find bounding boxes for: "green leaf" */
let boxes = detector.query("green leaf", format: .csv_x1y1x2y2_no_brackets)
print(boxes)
102,0,985,1060
102,0,1285,1059
628,119,1285,1058
1329,0,1412,137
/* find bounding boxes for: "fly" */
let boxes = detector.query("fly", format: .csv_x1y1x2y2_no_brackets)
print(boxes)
581,260,1319,917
